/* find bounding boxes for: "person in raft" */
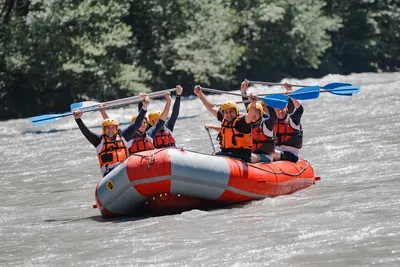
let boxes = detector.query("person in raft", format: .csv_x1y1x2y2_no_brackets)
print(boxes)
194,85,257,162
73,94,150,176
204,102,273,163
138,85,183,148
239,79,278,163
205,80,277,163
271,82,303,163
100,92,172,154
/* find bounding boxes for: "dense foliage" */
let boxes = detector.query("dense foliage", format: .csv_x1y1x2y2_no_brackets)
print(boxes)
1,0,399,120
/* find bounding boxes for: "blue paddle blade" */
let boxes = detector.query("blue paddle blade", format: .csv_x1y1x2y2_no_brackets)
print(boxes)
70,102,83,110
70,101,100,111
260,94,289,109
29,112,72,126
328,85,360,95
322,82,352,90
288,86,320,100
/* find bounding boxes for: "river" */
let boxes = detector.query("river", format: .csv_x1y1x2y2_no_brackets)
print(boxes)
1,72,399,266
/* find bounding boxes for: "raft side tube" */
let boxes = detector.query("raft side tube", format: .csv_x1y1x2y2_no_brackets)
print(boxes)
169,148,231,200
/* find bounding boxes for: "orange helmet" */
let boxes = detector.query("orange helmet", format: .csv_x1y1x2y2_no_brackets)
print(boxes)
220,101,238,115
148,110,162,126
102,118,118,132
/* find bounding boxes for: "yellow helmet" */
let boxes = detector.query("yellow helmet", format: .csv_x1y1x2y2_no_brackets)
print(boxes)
220,101,238,115
148,110,162,126
247,103,264,117
102,118,118,132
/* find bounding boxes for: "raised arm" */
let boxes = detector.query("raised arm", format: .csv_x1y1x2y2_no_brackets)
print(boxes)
284,83,301,109
287,98,303,126
137,92,151,112
121,94,150,140
194,85,218,118
240,79,250,109
244,92,257,124
266,106,277,122
99,103,109,119
73,109,102,147
166,85,182,131
159,92,172,122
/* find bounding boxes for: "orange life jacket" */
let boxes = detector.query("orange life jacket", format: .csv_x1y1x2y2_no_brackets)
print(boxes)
97,134,128,168
218,117,252,150
129,132,155,154
274,118,303,149
153,128,176,148
251,124,275,154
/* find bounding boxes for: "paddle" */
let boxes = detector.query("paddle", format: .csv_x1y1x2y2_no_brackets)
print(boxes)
200,87,288,109
248,81,351,90
258,86,320,100
70,88,175,111
29,98,146,126
202,85,320,100
30,88,176,126
321,85,360,96
231,85,360,106
259,94,289,109
215,94,289,109
200,87,247,97
249,81,360,97
201,85,322,108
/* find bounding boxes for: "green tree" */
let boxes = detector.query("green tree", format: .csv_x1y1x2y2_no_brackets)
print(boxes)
320,0,400,74
1,0,399,120
0,0,150,120
127,0,244,91
232,0,341,81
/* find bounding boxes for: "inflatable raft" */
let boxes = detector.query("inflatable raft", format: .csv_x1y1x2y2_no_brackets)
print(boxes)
94,147,319,218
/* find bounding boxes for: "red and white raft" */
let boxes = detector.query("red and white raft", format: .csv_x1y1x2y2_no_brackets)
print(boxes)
95,148,319,218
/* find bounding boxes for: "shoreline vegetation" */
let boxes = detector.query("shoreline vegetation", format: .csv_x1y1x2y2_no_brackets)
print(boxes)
1,0,399,120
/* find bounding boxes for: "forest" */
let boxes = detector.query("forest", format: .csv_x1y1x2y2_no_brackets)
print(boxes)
1,0,399,120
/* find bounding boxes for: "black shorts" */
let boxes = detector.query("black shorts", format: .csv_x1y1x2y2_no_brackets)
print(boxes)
279,151,299,163
216,150,251,163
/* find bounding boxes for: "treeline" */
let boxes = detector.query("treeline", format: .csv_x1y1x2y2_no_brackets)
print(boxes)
0,0,399,120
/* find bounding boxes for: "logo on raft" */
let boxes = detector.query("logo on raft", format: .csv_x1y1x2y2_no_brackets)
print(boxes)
106,180,114,191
